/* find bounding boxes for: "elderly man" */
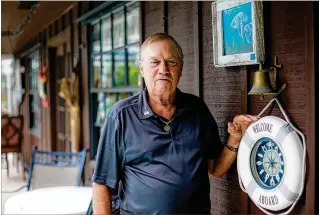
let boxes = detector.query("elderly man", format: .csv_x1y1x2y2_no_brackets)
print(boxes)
92,33,258,214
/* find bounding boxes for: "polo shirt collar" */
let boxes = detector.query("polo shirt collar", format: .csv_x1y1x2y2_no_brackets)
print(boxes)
138,88,194,119
138,89,155,119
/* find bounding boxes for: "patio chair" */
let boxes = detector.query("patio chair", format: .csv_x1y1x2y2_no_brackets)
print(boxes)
86,200,93,215
3,146,87,193
1,114,24,177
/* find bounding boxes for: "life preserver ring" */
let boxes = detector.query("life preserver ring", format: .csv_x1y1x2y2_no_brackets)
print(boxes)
237,115,304,212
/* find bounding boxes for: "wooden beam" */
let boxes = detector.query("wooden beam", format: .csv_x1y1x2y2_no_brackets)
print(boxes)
193,1,201,98
304,2,315,214
139,1,145,44
47,27,71,47
48,47,57,152
240,66,249,214
19,43,41,58
139,1,145,89
162,1,168,33
314,2,319,214
44,27,50,151
40,3,76,34
69,8,74,67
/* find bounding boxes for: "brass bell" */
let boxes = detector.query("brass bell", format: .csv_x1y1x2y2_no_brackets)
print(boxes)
248,63,274,95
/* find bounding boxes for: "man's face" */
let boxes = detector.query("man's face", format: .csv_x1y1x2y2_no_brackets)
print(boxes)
139,40,182,97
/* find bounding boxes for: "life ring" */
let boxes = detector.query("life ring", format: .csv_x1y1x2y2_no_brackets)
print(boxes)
237,115,304,212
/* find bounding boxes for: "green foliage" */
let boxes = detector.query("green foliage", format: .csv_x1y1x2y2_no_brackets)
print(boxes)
114,63,140,87
114,64,125,87
129,63,140,86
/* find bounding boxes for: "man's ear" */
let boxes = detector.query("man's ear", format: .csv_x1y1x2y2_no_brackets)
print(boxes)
139,62,144,78
180,64,183,77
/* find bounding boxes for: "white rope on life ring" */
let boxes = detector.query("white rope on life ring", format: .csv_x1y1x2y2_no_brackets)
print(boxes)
237,98,306,215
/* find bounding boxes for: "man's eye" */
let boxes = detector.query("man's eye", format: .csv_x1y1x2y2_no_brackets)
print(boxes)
167,61,177,66
150,62,159,65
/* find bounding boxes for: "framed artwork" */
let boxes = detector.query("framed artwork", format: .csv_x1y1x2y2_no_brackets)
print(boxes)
212,0,264,67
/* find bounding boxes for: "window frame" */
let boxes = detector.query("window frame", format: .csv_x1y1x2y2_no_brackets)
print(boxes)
88,2,142,159
28,51,41,136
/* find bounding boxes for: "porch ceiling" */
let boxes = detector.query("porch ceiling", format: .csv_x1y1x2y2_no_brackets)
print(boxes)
1,1,76,55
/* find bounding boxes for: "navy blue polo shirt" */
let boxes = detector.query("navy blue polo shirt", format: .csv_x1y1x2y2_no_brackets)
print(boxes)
92,88,223,214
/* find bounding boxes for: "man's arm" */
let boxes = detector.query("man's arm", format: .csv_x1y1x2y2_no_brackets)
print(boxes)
208,115,259,178
92,114,123,215
92,182,112,215
208,136,239,178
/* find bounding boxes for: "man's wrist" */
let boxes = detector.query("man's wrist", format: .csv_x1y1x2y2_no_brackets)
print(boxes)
225,136,240,152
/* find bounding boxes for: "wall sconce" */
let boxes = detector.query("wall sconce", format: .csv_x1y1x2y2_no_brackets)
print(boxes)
248,56,286,100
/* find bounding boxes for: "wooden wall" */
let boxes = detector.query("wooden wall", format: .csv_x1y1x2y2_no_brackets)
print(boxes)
201,1,247,212
143,1,315,214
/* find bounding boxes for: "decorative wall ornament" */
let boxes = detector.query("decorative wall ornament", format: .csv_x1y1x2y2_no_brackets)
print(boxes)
237,98,306,215
38,65,48,108
212,0,265,67
248,56,287,100
59,60,81,152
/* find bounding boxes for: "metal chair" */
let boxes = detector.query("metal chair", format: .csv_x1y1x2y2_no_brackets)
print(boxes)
3,146,87,193
86,200,93,215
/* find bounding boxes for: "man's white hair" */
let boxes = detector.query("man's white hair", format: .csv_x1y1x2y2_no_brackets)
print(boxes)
140,33,184,67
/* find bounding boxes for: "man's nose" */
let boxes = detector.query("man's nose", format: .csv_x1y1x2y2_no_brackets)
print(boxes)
158,62,169,75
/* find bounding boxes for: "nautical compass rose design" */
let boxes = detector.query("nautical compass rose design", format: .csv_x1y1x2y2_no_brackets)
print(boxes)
250,137,285,190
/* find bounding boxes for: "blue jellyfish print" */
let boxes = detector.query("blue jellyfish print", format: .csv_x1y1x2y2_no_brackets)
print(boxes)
244,22,253,43
222,2,253,55
230,12,248,38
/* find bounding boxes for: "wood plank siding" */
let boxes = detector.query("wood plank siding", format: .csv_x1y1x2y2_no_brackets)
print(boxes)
14,1,316,214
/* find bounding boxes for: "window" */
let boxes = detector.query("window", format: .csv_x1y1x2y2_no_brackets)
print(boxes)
1,73,8,113
89,2,141,159
28,52,41,135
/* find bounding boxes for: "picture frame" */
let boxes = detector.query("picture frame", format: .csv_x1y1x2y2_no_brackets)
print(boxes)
212,0,265,67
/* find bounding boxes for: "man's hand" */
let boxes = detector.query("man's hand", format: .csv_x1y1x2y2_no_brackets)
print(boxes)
228,114,259,147
210,114,259,178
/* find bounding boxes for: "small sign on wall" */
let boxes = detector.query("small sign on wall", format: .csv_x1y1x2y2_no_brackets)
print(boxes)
212,0,265,67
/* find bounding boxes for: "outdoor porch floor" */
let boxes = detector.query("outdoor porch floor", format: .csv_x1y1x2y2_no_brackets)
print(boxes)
1,153,26,214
